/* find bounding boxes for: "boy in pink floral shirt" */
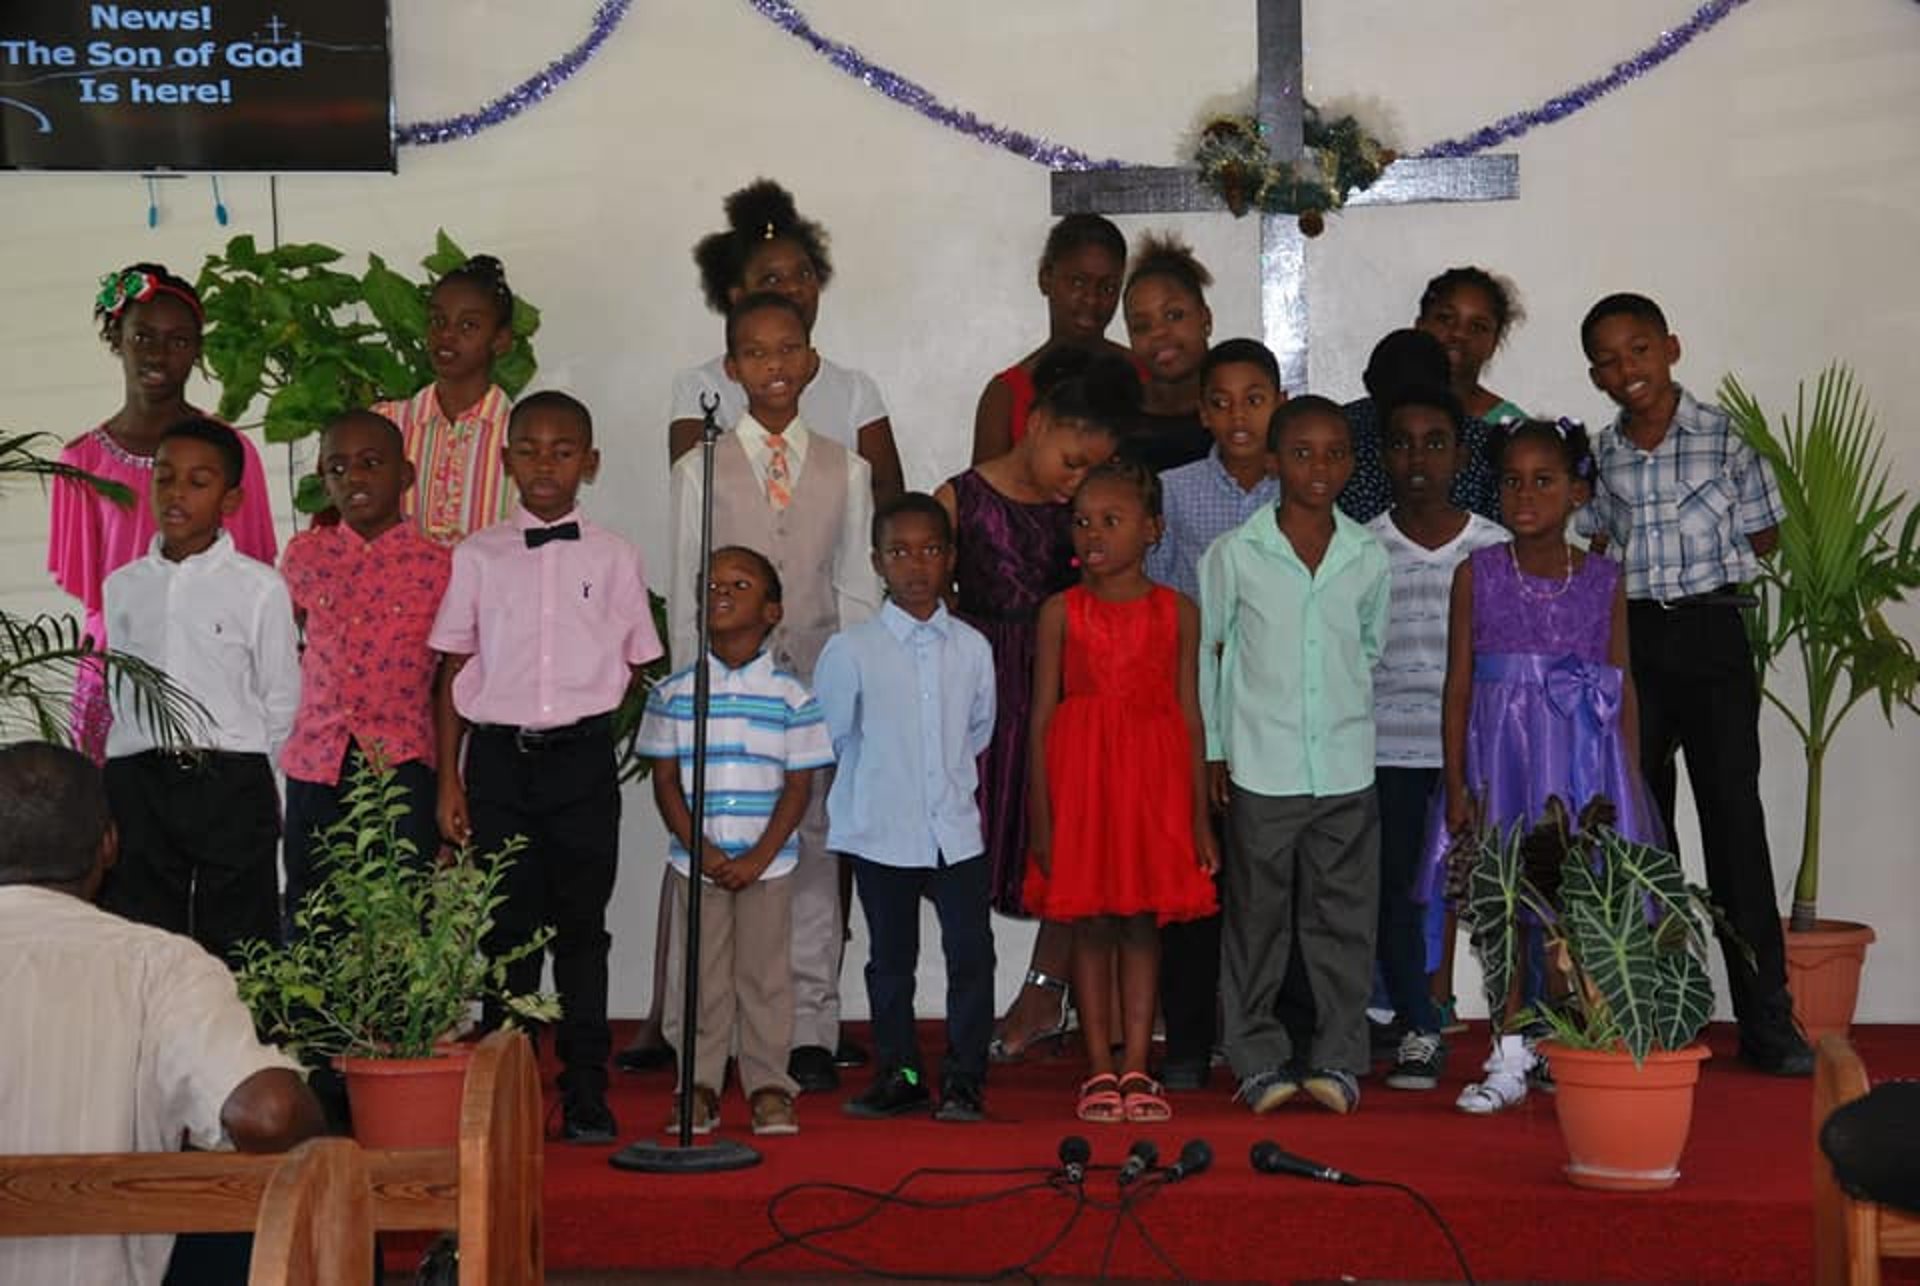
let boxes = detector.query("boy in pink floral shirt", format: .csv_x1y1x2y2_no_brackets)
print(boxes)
279,411,451,932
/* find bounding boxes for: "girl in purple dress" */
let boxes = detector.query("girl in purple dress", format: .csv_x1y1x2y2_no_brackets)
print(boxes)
936,348,1138,1060
1432,419,1661,1113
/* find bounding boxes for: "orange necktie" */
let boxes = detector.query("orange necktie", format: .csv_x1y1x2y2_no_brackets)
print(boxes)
765,434,792,511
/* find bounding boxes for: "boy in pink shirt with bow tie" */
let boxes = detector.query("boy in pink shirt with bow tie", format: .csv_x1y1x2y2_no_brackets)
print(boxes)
430,390,663,1143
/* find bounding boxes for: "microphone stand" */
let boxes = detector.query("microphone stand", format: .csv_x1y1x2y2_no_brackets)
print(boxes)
612,392,760,1174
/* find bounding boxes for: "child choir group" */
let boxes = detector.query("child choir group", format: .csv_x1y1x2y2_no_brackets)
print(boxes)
46,178,1813,1149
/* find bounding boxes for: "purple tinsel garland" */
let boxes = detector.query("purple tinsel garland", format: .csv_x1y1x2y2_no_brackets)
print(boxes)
394,0,1751,162
740,0,1125,170
394,0,632,146
1417,0,1750,158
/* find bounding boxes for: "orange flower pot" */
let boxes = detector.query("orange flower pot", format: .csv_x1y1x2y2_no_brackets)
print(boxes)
1543,1041,1710,1192
1784,919,1876,1042
336,1044,472,1149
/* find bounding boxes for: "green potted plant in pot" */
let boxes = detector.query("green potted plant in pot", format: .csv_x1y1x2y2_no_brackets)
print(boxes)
235,757,558,1149
1720,366,1920,1038
1452,796,1719,1191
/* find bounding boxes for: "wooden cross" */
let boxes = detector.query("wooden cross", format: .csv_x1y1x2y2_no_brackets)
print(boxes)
1053,0,1519,391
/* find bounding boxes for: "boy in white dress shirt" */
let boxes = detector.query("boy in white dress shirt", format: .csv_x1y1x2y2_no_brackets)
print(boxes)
100,417,300,966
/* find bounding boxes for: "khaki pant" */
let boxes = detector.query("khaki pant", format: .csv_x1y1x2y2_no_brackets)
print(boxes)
661,868,799,1098
787,777,845,1050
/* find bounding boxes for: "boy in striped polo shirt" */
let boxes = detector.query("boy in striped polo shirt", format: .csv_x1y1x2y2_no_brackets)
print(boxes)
638,546,834,1137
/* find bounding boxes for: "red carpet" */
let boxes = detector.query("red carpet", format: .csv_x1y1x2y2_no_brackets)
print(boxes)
529,1023,1920,1283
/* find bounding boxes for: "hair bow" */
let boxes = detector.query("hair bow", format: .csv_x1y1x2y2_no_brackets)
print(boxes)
95,269,157,319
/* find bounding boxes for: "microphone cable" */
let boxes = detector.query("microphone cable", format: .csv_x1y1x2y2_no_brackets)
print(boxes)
733,1153,1105,1280
1250,1140,1476,1285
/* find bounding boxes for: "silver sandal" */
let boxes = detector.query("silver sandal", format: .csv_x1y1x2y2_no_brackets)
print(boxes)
988,968,1076,1063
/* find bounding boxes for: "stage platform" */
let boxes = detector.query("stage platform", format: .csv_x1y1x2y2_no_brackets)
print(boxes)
525,1022,1920,1284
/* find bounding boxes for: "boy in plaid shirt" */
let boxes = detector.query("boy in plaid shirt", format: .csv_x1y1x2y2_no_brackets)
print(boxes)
1578,291,1810,1077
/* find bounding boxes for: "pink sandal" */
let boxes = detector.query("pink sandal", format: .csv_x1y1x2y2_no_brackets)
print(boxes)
1119,1073,1172,1123
1076,1073,1124,1124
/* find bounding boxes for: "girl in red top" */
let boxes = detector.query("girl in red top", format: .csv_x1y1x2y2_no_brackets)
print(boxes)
969,214,1132,463
1027,458,1218,1124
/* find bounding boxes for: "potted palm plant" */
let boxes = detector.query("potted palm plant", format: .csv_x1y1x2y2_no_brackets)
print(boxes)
1720,366,1920,1037
235,758,558,1149
1,432,205,747
1453,796,1719,1191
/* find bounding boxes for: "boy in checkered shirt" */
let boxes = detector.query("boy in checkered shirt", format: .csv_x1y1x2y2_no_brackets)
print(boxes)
1577,291,1811,1077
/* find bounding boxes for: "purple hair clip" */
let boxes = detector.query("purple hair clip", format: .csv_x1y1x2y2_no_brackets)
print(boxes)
1554,417,1597,480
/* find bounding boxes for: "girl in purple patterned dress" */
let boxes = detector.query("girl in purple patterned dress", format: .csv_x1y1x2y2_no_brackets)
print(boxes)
936,348,1138,1060
1430,419,1662,1113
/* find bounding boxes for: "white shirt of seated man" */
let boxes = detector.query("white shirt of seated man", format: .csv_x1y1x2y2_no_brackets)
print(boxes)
0,741,318,1286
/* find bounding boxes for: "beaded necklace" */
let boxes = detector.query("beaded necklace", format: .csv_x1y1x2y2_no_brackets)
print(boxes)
1509,541,1574,601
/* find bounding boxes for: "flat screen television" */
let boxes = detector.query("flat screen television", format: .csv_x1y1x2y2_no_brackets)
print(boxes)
1,1,393,172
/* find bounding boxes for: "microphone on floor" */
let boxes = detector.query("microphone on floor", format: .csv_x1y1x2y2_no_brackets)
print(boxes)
1058,1134,1091,1184
1250,1139,1362,1187
1117,1138,1158,1187
1163,1138,1212,1183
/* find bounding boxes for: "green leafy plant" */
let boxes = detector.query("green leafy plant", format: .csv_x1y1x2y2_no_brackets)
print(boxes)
1452,797,1719,1064
612,591,673,785
195,230,540,512
0,432,208,748
1720,366,1920,931
236,758,558,1061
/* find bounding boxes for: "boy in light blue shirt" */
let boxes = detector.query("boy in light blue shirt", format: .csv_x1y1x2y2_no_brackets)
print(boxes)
813,493,997,1123
1199,396,1390,1116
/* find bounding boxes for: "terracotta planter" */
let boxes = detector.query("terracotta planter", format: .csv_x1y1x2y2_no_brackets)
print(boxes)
336,1044,472,1149
1783,919,1876,1042
1544,1041,1710,1192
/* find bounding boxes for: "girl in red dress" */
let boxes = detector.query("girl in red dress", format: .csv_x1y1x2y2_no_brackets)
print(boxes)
1027,458,1219,1124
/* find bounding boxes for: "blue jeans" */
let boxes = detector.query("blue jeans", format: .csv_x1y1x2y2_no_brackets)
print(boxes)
1374,767,1441,1034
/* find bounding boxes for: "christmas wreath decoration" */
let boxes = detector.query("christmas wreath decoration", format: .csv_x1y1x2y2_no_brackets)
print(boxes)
1193,104,1396,236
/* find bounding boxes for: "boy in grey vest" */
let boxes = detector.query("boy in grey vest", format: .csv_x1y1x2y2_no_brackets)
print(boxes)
666,292,880,1091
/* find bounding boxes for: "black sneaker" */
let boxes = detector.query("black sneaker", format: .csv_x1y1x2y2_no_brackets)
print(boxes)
933,1079,984,1123
1368,1014,1406,1055
561,1088,618,1144
1159,1057,1210,1092
1739,1023,1815,1076
1385,1031,1446,1091
787,1044,840,1093
843,1067,931,1119
833,1035,871,1069
614,1042,676,1073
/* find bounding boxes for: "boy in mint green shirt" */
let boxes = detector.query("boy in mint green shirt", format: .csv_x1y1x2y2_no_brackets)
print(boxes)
1199,395,1390,1117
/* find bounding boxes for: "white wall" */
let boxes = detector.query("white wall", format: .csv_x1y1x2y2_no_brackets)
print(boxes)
3,0,1915,1020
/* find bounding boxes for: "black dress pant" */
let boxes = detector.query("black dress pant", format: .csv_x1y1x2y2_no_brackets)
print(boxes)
283,746,439,939
1628,599,1790,1030
1158,814,1223,1068
466,718,620,1092
102,750,280,967
848,852,996,1088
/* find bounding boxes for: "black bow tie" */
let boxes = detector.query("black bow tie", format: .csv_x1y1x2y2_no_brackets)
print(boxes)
524,521,580,549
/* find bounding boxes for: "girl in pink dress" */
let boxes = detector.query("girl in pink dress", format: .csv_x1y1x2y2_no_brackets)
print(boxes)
46,263,279,758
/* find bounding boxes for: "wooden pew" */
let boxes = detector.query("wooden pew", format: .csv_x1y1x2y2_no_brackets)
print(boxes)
250,1138,374,1286
0,1030,542,1285
1813,1035,1920,1286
